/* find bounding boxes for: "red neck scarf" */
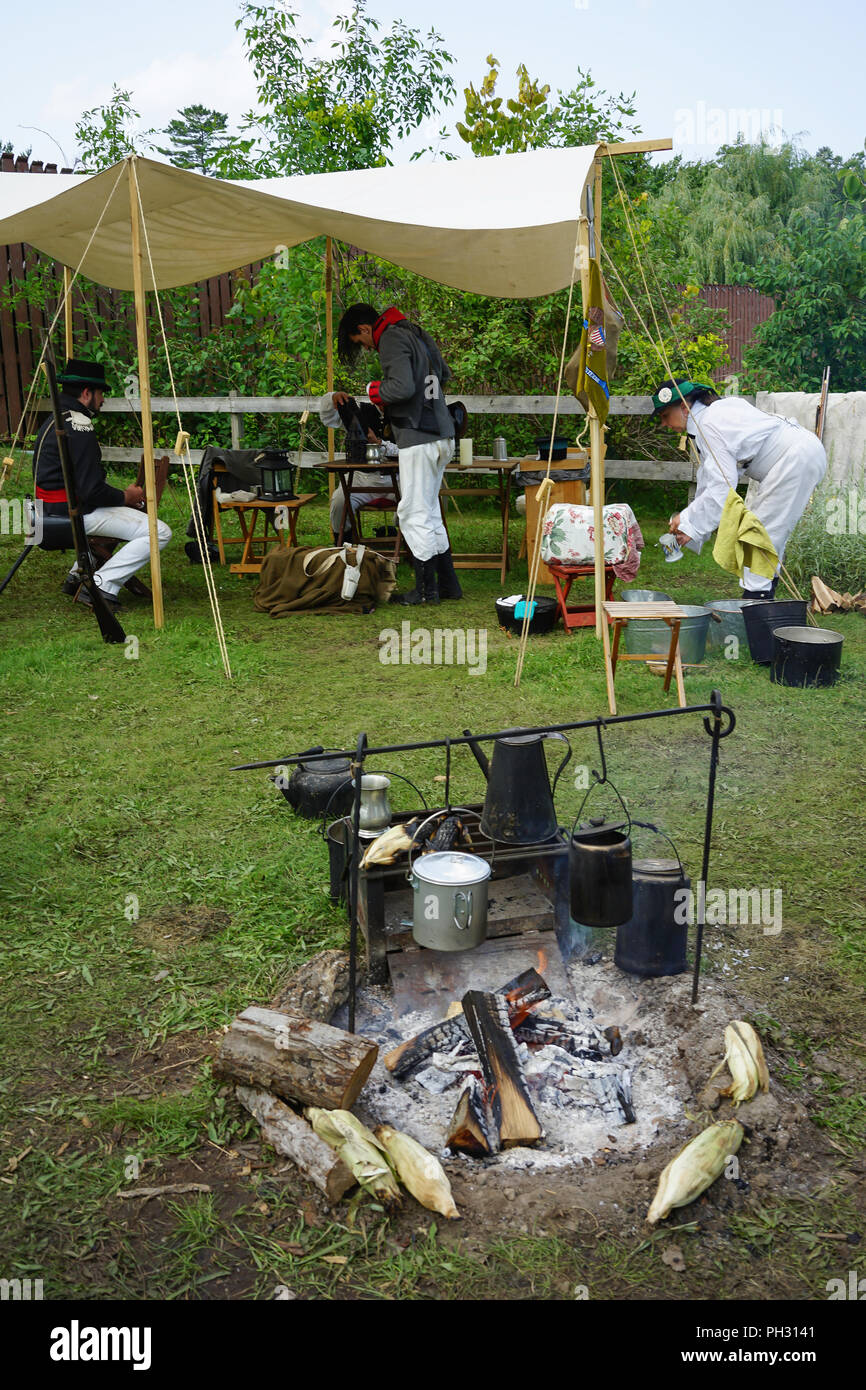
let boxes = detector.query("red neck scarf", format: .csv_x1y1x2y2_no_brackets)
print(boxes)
372,305,406,346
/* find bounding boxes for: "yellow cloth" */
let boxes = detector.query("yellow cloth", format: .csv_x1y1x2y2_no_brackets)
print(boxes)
712,488,779,581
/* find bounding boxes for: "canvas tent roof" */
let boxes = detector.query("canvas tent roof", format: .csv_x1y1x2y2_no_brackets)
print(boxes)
0,147,600,298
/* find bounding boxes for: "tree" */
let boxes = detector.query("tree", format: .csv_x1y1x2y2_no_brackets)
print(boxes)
74,87,146,172
456,55,639,155
155,106,237,174
233,0,456,176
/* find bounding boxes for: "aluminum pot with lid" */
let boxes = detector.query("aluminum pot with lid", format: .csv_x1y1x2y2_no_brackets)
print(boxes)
408,827,492,951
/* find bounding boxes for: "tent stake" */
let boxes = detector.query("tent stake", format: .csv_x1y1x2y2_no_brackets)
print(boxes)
128,158,165,629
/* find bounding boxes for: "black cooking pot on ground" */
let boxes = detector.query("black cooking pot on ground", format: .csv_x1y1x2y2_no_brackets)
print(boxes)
771,625,843,688
276,747,353,819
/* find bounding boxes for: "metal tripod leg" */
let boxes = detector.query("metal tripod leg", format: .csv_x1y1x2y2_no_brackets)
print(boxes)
0,544,34,595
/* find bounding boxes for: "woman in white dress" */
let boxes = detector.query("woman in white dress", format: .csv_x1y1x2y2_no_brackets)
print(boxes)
654,379,827,596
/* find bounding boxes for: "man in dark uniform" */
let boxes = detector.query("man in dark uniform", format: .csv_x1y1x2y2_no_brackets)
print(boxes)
33,358,171,607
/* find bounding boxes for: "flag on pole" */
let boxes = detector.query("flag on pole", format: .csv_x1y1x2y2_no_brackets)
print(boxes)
577,258,611,425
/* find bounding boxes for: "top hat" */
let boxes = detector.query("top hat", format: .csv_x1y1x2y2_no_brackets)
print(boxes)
57,358,109,391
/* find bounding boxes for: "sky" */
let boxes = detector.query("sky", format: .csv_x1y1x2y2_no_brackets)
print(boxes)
1,0,863,169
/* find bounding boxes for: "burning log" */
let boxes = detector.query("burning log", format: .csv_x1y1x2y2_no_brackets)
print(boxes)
445,1077,501,1157
462,990,544,1148
514,1016,605,1058
384,967,551,1079
215,1006,377,1110
236,1086,355,1204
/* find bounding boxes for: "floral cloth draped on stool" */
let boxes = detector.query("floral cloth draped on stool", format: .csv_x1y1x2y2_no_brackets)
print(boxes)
541,503,644,582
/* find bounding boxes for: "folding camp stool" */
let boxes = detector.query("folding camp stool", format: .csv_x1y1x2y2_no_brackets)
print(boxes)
547,560,617,631
602,600,687,716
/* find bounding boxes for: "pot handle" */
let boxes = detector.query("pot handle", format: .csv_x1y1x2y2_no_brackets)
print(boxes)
630,819,685,878
570,775,632,841
545,731,572,799
405,807,477,883
454,890,473,931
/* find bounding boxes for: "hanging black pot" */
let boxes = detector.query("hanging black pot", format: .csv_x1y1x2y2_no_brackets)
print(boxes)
569,777,633,928
614,822,689,977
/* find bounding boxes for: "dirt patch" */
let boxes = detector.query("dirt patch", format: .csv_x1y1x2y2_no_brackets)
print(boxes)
134,904,232,956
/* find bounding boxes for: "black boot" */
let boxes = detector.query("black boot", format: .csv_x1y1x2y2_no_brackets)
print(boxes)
391,556,426,605
435,547,462,600
423,557,440,606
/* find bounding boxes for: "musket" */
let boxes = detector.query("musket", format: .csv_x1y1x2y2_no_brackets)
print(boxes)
42,348,126,645
815,365,830,441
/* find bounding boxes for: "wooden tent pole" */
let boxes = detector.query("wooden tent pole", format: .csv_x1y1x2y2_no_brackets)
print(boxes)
128,157,164,629
63,267,73,360
592,156,605,640
325,236,335,497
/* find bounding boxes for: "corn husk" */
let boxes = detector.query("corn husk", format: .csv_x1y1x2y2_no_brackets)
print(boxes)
709,1021,770,1105
306,1108,401,1206
375,1124,460,1220
647,1120,743,1225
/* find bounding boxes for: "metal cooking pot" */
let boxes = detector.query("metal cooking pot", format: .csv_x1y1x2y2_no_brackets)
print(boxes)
409,849,492,951
352,773,392,834
480,730,571,844
569,779,633,928
614,824,690,977
279,747,353,819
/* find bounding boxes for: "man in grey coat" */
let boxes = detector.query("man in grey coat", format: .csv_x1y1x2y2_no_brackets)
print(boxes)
337,303,461,604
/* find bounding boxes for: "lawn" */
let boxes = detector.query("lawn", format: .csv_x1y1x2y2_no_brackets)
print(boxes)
1,466,864,1301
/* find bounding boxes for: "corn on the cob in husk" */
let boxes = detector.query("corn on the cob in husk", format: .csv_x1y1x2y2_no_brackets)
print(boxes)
306,1108,401,1206
375,1124,460,1220
647,1120,743,1225
709,1021,770,1105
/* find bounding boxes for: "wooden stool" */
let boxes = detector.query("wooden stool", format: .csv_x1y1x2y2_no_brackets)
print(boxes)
548,560,616,631
602,601,687,716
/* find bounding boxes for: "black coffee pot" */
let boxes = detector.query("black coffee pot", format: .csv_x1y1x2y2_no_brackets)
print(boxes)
569,777,633,928
478,730,571,844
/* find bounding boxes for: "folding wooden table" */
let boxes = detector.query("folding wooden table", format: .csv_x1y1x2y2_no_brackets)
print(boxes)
602,600,687,716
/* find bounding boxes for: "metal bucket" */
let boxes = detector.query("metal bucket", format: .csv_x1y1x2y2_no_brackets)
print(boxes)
614,857,690,978
620,588,672,603
771,626,843,688
706,599,759,651
743,599,809,664
409,851,492,951
623,605,711,663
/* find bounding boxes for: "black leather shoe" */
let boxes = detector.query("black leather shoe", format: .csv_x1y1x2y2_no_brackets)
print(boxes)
75,586,122,610
435,547,462,600
392,556,427,605
61,572,79,596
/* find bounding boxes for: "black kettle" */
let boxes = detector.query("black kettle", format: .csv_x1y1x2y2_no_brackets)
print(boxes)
478,730,571,844
569,779,633,928
276,747,353,819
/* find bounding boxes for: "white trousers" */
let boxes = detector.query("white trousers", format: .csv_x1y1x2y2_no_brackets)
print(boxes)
329,476,396,534
75,506,172,596
396,438,454,562
741,423,827,591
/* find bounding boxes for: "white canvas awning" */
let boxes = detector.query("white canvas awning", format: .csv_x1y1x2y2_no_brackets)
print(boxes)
0,147,601,298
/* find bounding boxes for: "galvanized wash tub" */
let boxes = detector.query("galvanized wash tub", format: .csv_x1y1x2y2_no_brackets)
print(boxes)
706,599,759,652
622,604,712,664
620,588,672,603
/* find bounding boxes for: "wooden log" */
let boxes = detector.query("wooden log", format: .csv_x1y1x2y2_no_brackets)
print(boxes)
445,1077,500,1158
236,1086,355,1204
269,949,350,1023
384,967,551,1078
462,991,544,1148
214,1006,377,1110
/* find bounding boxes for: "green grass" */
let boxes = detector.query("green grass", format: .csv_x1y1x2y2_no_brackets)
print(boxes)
1,464,864,1299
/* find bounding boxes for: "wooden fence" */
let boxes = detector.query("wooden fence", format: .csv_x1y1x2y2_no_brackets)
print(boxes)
0,153,248,439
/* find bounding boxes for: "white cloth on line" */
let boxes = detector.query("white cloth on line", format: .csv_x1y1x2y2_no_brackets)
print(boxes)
73,506,172,596
756,391,866,488
396,438,454,561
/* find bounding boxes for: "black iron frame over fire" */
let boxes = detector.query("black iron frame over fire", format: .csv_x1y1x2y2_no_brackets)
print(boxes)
234,690,736,1026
